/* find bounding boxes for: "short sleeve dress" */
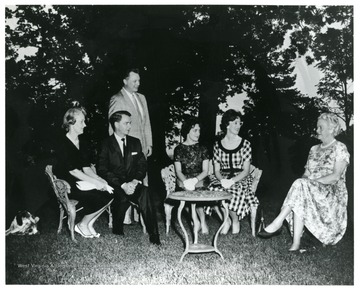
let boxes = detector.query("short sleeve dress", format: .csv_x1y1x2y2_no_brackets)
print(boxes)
208,138,259,219
283,140,350,245
53,135,113,215
173,143,210,188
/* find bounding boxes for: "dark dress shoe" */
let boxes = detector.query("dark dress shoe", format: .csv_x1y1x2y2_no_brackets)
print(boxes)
112,228,124,235
149,234,161,245
257,227,282,239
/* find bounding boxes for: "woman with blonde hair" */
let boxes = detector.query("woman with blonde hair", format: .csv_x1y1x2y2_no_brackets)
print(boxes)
54,106,113,238
258,112,350,251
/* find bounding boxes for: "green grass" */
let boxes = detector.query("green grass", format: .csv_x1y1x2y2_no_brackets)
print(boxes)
6,198,353,285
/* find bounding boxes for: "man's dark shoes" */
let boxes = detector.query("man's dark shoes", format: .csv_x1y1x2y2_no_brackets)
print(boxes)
257,227,282,239
112,227,124,236
149,234,161,245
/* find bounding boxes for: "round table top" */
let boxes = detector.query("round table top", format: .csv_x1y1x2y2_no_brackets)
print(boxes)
167,190,232,202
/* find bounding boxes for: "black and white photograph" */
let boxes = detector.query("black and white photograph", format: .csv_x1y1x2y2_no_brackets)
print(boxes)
4,1,355,285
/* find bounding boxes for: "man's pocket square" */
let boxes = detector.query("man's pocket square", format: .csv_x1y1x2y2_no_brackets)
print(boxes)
131,152,138,155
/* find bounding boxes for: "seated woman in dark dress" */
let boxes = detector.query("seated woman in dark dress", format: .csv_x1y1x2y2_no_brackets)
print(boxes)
173,117,210,234
54,107,113,238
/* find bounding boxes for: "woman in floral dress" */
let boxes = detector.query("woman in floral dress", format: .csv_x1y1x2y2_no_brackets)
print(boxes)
258,113,350,251
173,117,210,233
208,109,259,236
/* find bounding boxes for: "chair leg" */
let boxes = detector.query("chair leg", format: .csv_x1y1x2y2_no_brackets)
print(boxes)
134,206,146,234
133,206,140,222
58,205,64,234
123,207,132,224
106,205,113,228
214,205,223,221
140,214,146,234
67,206,77,243
250,206,257,237
164,203,173,234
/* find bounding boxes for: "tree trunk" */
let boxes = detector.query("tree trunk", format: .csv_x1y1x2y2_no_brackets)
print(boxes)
199,80,223,156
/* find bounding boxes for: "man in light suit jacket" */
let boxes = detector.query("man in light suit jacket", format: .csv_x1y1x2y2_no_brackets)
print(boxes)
98,110,160,245
108,68,152,158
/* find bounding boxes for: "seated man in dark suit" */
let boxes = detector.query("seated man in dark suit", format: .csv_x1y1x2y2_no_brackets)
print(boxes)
98,110,160,245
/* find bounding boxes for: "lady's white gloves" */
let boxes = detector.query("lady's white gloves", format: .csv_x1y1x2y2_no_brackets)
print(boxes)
183,178,198,191
221,178,235,189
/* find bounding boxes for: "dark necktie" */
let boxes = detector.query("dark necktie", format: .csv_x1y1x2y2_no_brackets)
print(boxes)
121,137,127,165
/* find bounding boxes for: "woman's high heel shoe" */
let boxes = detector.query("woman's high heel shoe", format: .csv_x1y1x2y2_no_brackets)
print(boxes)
257,227,282,239
75,224,94,238
220,218,231,235
92,232,100,238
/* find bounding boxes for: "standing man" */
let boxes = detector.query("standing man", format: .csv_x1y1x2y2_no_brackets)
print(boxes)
98,110,160,245
108,68,152,224
108,68,152,158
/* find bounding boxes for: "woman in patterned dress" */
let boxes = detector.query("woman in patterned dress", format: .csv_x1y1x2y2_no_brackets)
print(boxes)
258,113,350,251
208,109,259,236
173,117,210,234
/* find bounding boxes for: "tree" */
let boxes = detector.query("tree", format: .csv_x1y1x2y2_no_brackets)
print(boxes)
289,6,353,133
5,5,353,213
6,6,98,153
5,5,102,216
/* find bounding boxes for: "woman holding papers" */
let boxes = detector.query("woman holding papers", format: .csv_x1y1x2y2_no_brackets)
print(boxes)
54,106,113,238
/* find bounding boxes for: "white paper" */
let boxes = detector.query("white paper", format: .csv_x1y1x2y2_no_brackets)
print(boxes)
76,181,114,193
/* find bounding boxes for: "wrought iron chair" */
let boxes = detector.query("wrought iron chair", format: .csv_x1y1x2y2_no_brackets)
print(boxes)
161,164,177,234
161,164,263,236
45,165,113,242
249,165,263,236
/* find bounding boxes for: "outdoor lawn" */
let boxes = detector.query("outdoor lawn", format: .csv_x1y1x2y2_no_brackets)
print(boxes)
5,5,354,286
5,194,353,285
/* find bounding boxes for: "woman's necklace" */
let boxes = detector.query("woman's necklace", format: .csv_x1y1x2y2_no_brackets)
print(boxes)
320,139,336,149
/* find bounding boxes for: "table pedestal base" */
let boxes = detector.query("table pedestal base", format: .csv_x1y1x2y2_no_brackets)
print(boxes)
178,200,229,262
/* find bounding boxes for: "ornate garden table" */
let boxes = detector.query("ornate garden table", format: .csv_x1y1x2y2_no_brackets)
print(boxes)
167,190,232,262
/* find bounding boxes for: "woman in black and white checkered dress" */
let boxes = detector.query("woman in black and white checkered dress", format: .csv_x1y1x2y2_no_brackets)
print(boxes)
208,109,259,236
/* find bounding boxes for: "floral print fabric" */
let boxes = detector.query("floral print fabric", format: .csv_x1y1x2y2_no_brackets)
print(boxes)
283,140,350,245
173,143,209,179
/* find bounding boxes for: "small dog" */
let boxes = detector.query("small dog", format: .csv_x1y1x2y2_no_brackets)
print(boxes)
6,211,40,236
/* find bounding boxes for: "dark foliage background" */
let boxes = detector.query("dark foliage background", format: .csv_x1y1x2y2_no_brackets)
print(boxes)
5,5,353,226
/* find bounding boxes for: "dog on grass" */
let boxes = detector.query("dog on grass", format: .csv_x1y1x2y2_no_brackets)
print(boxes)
6,211,40,236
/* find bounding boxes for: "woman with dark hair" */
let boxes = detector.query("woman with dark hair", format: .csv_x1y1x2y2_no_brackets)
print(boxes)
54,107,113,238
208,109,259,236
258,113,350,251
173,117,210,234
